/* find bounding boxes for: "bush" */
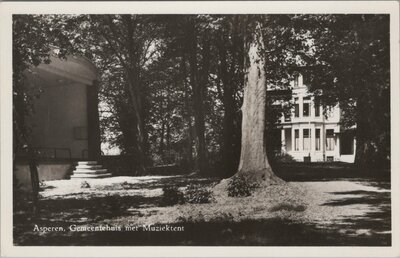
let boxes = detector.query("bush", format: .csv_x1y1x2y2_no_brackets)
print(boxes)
161,185,184,206
227,175,259,197
184,184,213,204
272,152,295,163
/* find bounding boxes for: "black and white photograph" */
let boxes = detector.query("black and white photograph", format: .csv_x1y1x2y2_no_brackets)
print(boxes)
1,1,399,257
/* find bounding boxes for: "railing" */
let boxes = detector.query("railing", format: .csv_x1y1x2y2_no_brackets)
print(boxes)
32,147,72,160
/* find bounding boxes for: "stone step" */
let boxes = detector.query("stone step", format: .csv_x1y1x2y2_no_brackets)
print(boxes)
71,173,112,179
73,169,108,174
75,165,103,169
77,161,98,165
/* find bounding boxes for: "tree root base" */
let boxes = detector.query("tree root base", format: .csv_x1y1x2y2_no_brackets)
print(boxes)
234,168,285,186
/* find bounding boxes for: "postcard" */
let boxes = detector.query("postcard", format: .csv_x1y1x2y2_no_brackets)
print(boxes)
1,1,399,257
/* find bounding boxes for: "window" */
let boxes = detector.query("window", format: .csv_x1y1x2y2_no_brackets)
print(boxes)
294,104,299,117
326,129,335,151
285,129,292,151
303,129,310,150
315,129,321,151
303,103,310,117
284,112,291,122
315,100,320,117
294,98,299,117
295,129,299,151
294,74,299,88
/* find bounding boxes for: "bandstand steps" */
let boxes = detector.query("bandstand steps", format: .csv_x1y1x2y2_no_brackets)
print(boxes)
71,161,111,179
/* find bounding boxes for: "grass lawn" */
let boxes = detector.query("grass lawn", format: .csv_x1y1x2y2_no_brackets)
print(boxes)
14,167,391,246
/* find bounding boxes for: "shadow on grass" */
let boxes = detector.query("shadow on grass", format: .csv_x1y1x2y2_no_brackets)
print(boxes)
323,190,390,206
319,187,391,245
94,175,219,192
13,171,391,246
273,163,390,182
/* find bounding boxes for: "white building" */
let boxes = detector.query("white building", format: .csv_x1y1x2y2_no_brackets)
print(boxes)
277,74,356,163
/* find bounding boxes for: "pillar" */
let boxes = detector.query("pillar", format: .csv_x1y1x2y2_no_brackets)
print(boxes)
311,126,315,152
291,127,295,151
86,80,102,160
281,129,286,153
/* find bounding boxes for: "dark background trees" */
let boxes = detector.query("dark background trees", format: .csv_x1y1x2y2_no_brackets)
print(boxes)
14,14,391,183
302,14,391,169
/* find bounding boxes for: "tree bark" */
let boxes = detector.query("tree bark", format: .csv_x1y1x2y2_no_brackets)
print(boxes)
186,20,208,174
217,34,236,177
354,98,375,170
159,118,165,155
235,21,283,185
13,104,40,212
125,72,147,175
180,53,193,169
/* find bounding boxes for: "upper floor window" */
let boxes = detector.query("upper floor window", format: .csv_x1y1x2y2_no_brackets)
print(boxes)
284,112,291,122
294,104,299,117
294,74,300,88
293,97,299,118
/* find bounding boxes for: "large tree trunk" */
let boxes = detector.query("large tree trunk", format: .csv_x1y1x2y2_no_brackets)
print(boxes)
180,54,194,169
13,104,40,212
354,98,375,170
235,21,283,185
125,73,147,175
159,118,165,155
186,20,208,174
217,34,236,177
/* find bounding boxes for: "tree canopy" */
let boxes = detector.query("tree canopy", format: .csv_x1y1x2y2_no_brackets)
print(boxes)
14,14,391,182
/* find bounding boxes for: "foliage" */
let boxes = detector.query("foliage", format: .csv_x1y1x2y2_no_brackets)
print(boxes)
13,15,75,125
13,14,390,179
271,153,296,163
161,185,184,206
227,175,260,197
184,184,214,204
301,14,390,167
13,15,78,207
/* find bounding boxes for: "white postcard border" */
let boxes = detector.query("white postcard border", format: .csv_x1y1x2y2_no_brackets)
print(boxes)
1,1,399,257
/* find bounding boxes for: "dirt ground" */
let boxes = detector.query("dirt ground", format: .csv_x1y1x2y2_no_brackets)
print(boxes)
14,174,391,246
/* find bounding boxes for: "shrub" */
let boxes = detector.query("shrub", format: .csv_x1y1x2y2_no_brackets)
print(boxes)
272,152,295,163
184,184,213,204
227,175,259,197
161,185,184,206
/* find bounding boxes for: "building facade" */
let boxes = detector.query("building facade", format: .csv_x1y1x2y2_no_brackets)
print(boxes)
15,54,103,188
278,74,356,163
